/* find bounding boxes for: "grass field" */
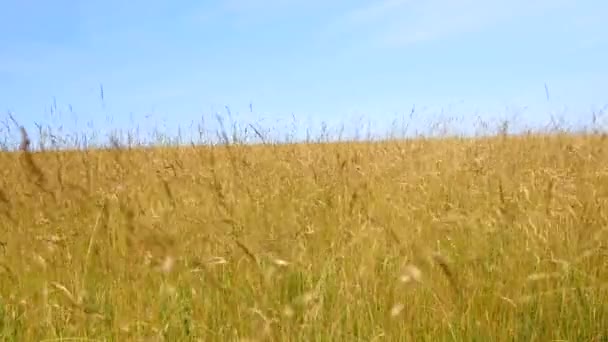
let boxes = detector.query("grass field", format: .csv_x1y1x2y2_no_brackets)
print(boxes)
0,122,606,341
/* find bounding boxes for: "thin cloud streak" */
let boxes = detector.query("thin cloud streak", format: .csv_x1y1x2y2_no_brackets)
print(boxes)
329,0,575,47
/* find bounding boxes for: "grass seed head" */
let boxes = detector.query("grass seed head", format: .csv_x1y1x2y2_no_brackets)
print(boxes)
390,303,405,317
206,256,228,265
159,255,175,274
400,264,422,284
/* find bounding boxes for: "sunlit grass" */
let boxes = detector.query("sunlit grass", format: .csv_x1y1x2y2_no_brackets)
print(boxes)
0,119,606,341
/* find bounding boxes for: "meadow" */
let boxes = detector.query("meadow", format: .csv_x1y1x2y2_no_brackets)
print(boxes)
0,120,606,341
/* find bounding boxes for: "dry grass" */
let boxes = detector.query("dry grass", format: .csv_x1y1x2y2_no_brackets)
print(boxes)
0,122,607,341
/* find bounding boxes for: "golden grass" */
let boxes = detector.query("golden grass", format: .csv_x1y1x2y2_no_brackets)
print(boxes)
0,126,607,341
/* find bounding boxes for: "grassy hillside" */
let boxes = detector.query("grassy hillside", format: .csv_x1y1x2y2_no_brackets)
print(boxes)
0,128,606,341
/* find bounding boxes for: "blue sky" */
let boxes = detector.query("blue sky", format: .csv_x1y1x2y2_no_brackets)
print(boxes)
1,0,607,145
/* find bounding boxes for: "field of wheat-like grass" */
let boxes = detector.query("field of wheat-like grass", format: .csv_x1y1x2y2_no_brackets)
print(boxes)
0,127,606,341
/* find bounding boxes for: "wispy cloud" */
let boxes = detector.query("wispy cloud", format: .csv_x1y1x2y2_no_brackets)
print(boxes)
329,0,574,47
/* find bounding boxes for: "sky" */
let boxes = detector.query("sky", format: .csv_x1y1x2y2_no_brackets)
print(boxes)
1,0,607,147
